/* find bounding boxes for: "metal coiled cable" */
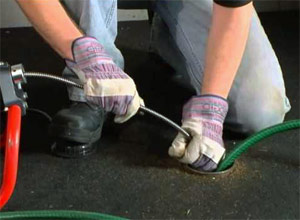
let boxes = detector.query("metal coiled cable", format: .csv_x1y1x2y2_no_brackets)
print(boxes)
24,72,82,89
22,72,300,173
24,72,191,139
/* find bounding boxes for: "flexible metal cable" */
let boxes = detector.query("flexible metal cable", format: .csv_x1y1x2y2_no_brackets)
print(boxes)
139,105,190,138
24,72,81,88
22,72,300,173
27,108,52,122
24,72,191,139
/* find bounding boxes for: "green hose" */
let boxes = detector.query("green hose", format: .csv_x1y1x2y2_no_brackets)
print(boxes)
217,119,300,171
1,121,299,219
0,210,127,220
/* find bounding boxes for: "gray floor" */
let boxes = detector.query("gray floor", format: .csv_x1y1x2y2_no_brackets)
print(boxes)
0,11,299,219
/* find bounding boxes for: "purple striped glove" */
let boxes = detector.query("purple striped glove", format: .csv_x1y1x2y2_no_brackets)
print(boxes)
169,95,228,171
66,37,144,123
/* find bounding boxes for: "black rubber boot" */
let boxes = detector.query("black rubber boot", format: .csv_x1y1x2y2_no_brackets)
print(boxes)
49,102,106,158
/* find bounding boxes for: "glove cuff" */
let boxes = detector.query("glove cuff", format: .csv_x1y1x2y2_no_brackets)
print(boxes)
182,95,228,123
66,36,112,64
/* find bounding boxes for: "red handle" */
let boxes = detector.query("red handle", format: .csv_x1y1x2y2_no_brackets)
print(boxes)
0,105,21,209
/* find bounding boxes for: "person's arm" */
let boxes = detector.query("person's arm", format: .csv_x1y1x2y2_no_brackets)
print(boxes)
169,2,254,171
16,0,83,60
16,0,143,121
201,2,253,98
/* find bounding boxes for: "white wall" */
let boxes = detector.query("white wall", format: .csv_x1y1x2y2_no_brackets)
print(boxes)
0,0,298,28
0,0,31,28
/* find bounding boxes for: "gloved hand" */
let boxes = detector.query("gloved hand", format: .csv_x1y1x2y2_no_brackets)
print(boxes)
169,95,228,171
65,36,144,123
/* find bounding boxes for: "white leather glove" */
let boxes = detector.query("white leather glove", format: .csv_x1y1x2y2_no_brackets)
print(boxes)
169,95,228,171
66,36,144,123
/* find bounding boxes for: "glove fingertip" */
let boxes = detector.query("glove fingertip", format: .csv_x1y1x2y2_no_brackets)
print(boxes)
139,98,145,107
168,136,187,158
168,146,184,159
113,115,128,124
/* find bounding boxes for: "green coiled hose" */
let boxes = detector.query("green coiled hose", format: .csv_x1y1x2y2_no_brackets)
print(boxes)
0,210,127,220
217,119,300,171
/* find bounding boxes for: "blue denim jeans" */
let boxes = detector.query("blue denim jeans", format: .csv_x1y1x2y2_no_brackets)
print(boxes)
62,0,291,133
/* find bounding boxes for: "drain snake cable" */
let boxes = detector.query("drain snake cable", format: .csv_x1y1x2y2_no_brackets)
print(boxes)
1,72,299,219
22,72,300,172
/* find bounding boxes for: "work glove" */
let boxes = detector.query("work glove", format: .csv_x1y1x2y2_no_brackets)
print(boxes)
169,95,228,171
66,36,144,123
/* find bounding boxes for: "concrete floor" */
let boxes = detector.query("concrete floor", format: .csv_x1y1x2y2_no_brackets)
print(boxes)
0,11,299,219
